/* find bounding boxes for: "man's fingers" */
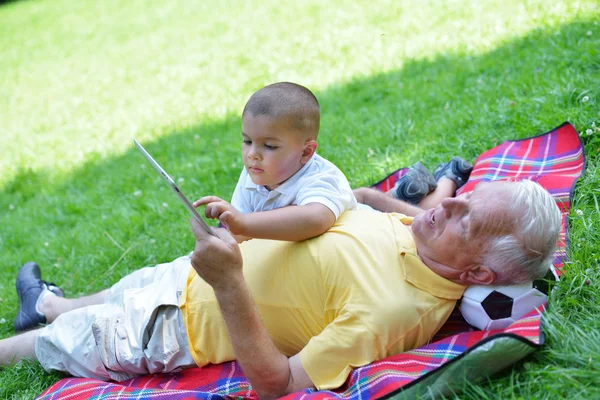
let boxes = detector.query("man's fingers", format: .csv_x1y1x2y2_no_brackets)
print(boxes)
190,217,235,247
212,225,238,247
190,217,210,239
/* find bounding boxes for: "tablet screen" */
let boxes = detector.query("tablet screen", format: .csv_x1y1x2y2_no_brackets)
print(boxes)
134,139,216,237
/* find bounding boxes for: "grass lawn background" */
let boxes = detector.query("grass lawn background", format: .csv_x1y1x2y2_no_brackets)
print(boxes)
1,0,599,398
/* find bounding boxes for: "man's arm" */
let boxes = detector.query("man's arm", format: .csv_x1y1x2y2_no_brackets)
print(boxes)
353,187,425,216
195,196,336,241
213,276,314,398
189,221,314,398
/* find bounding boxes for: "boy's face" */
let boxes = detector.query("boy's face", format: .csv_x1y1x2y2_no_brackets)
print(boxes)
241,114,315,190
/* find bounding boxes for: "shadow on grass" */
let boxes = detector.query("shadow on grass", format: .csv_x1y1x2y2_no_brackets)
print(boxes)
0,0,26,7
0,17,597,282
1,17,598,286
0,16,598,396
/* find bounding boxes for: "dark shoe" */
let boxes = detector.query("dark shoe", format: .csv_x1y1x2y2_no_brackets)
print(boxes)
14,262,64,332
393,162,438,204
433,157,473,189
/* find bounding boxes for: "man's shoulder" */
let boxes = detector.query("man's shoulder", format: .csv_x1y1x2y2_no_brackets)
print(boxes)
332,210,412,237
311,211,405,258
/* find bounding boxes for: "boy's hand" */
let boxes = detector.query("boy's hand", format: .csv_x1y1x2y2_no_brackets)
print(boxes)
193,196,246,235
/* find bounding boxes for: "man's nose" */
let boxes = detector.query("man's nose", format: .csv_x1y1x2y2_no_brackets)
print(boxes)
441,197,467,217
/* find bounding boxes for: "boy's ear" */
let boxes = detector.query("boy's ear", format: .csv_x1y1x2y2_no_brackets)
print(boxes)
301,140,318,163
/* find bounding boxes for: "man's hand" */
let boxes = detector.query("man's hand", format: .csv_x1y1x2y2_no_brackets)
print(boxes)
193,196,247,235
189,217,243,292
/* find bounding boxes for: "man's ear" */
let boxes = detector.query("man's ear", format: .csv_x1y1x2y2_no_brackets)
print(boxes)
459,265,496,285
301,140,317,163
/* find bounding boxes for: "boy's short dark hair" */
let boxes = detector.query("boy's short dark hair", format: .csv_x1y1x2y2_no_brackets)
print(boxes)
242,82,320,138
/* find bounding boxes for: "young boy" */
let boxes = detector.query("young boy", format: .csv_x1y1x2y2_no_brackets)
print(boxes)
194,82,357,242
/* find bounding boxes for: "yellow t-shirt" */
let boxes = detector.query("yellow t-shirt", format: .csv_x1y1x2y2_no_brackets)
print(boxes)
180,210,465,390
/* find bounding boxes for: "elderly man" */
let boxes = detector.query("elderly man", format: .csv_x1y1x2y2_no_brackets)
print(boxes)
1,179,561,399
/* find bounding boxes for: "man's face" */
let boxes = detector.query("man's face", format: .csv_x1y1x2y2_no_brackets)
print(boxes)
411,182,516,284
241,114,312,190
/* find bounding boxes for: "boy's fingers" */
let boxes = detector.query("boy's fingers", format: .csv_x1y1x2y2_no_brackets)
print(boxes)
205,204,219,219
219,211,233,225
193,196,223,207
208,203,231,219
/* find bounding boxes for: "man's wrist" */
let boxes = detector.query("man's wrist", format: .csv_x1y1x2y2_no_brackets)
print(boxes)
212,272,246,295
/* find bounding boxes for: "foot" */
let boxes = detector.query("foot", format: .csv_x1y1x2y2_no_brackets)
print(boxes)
433,157,473,189
393,162,438,204
14,262,64,332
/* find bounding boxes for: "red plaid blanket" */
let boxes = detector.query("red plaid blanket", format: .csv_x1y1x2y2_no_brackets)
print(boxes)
37,122,585,400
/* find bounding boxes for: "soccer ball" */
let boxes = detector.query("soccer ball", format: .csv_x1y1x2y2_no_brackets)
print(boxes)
459,270,556,330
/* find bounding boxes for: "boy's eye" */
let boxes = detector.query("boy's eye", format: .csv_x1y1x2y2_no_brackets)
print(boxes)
243,139,251,145
265,144,278,150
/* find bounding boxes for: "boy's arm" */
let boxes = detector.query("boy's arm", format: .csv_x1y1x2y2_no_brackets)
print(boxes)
234,203,336,241
232,234,252,243
194,196,336,241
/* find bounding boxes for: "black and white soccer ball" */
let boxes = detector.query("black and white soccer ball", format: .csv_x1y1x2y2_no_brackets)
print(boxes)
459,269,557,330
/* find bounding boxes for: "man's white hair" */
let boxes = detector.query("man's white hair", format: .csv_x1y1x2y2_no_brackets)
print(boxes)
482,179,562,284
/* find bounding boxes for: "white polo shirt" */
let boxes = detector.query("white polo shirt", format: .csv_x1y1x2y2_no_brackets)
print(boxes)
231,153,358,219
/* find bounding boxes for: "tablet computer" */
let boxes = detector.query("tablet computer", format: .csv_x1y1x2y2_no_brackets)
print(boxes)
134,139,216,236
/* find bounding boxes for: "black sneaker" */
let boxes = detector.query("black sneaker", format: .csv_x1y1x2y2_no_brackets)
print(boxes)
393,162,438,204
433,157,473,189
14,262,64,332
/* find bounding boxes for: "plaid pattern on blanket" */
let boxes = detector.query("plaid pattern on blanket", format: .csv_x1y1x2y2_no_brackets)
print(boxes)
37,122,585,400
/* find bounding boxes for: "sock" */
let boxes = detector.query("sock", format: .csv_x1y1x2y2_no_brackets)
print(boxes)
35,287,56,317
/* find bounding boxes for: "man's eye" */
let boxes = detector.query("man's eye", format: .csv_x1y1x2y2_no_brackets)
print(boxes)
461,216,470,236
265,145,278,150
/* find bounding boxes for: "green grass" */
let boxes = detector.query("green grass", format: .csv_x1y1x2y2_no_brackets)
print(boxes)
1,0,599,398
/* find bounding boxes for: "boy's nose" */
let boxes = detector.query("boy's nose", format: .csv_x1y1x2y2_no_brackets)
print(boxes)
247,146,261,160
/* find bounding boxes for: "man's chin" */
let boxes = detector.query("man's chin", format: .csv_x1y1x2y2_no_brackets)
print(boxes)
411,215,424,233
411,218,432,244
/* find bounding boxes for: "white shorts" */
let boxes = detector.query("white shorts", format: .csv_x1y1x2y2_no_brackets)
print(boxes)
35,255,197,381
